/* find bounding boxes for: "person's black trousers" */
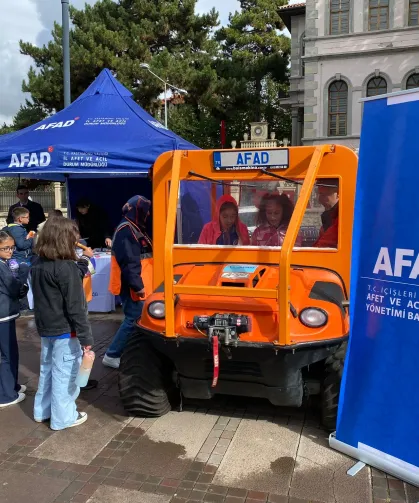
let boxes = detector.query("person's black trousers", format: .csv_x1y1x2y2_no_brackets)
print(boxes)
0,320,19,404
19,296,29,311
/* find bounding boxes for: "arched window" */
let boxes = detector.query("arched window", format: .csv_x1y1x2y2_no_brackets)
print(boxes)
366,76,387,97
409,0,419,26
328,80,348,137
406,73,419,89
300,33,306,77
369,0,389,30
330,0,350,34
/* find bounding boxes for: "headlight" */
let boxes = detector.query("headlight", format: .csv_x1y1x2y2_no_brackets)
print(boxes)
148,301,165,319
299,308,327,328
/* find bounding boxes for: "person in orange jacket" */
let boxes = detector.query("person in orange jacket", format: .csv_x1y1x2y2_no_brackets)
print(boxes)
314,178,339,248
104,196,152,369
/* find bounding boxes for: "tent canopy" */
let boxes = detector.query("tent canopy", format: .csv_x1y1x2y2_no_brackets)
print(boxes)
0,69,198,180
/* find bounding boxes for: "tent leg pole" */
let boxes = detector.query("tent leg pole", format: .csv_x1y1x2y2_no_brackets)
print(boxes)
65,176,71,218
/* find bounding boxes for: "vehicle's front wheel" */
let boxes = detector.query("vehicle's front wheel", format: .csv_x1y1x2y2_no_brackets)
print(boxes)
321,342,347,431
118,331,176,417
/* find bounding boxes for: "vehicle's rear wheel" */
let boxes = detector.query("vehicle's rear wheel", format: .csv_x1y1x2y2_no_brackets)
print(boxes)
321,341,347,431
118,331,177,417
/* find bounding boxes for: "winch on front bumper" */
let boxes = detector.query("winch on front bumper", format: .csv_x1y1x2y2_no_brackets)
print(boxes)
191,312,251,387
191,313,251,345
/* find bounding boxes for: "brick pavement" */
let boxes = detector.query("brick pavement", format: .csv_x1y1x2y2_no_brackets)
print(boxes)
0,314,417,503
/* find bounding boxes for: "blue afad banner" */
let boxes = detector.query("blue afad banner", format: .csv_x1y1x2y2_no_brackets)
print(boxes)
330,89,419,486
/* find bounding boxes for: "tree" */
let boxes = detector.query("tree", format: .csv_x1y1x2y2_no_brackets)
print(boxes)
12,100,48,130
167,104,220,149
0,100,47,136
15,0,291,146
20,0,219,113
215,0,290,127
0,124,14,136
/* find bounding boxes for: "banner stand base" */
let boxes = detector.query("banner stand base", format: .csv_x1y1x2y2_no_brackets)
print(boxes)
347,461,366,477
329,433,419,488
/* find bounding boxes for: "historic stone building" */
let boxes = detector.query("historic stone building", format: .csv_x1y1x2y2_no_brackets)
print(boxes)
279,0,419,148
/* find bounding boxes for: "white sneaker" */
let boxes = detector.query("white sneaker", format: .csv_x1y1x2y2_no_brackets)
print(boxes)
0,393,26,408
18,385,27,393
102,354,120,369
67,412,88,428
51,412,88,431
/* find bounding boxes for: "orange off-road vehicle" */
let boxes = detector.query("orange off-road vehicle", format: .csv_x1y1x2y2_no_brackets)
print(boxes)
118,145,357,430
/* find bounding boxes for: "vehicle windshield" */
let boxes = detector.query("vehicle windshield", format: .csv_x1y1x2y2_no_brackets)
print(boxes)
177,177,339,249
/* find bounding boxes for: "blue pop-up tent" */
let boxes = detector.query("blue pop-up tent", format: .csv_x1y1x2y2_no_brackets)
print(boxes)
0,68,197,180
0,69,213,241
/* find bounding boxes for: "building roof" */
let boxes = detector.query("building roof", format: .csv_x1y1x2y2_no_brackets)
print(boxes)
278,2,306,32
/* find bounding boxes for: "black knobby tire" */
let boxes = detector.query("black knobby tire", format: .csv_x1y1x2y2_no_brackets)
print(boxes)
118,331,176,417
321,341,347,431
321,372,341,431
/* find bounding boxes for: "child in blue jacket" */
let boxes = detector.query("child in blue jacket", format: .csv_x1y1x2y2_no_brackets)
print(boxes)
4,207,34,264
0,230,29,408
4,207,34,312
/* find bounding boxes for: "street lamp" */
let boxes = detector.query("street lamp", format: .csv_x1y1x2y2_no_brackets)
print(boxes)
140,63,188,129
61,0,71,108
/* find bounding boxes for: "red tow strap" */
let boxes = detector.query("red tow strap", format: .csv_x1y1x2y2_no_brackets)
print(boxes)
211,335,219,388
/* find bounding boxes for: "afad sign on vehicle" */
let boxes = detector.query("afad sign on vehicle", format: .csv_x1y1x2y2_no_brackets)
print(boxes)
9,146,54,169
330,89,419,486
213,149,289,171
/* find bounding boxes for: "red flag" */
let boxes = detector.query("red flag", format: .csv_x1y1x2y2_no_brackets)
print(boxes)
220,120,226,149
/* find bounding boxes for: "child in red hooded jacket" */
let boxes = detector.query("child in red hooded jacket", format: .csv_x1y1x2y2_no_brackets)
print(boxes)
198,195,250,246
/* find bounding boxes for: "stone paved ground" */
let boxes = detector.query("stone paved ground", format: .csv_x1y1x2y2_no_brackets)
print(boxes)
0,314,418,503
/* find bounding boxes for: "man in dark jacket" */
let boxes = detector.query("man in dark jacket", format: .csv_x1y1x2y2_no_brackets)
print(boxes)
103,196,152,369
75,198,112,249
7,185,46,233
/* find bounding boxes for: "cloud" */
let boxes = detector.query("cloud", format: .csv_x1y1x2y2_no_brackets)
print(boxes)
0,0,41,124
0,0,254,124
196,0,240,25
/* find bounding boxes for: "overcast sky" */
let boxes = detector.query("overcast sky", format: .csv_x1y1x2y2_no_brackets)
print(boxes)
0,0,294,125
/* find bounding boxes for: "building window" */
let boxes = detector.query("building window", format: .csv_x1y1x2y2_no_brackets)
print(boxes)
368,0,389,30
409,0,419,26
330,0,350,34
366,76,387,97
406,73,419,89
301,33,306,77
328,80,348,137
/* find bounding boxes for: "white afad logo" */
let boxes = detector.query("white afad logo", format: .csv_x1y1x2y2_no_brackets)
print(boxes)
373,247,419,280
35,120,75,131
9,152,51,168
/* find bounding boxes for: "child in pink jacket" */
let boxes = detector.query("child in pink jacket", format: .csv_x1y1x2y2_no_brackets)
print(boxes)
198,195,250,246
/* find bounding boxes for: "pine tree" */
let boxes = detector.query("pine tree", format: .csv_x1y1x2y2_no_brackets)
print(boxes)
0,100,47,135
215,0,290,123
19,0,219,113
14,0,292,144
